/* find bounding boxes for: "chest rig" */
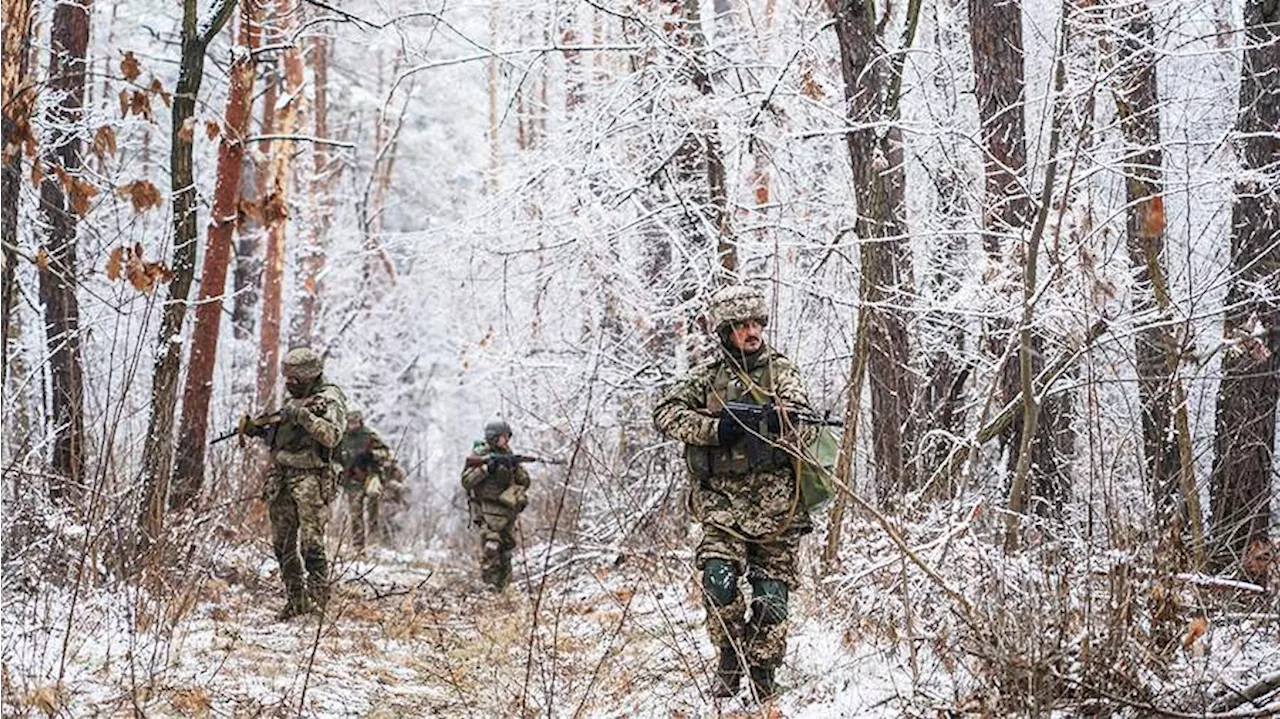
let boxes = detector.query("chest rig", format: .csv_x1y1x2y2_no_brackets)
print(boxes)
686,356,787,478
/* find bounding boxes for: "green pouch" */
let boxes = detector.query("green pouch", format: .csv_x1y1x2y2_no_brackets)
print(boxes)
796,427,840,511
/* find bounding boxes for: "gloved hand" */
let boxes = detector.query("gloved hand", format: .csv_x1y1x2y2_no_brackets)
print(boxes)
716,412,746,447
279,404,299,423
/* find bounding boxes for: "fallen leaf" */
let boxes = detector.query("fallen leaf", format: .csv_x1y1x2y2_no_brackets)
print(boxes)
120,51,141,82
117,180,162,213
1182,616,1208,649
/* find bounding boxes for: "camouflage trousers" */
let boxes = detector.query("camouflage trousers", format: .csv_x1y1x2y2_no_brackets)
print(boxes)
266,467,332,602
696,522,799,668
472,499,517,590
343,482,382,549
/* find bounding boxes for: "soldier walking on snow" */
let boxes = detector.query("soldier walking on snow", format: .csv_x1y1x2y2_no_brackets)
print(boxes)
460,420,531,591
339,410,396,551
253,348,348,620
653,285,817,701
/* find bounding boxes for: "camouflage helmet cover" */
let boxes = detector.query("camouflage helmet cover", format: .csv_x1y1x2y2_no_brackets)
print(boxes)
282,347,324,381
707,285,769,333
484,419,513,442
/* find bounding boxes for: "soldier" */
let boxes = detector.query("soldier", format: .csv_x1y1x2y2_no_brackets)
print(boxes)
339,410,395,551
257,347,347,620
460,420,530,591
653,285,816,701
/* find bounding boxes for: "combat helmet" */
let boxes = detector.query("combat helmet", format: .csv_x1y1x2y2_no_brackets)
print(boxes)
707,285,769,334
484,419,513,443
282,347,324,381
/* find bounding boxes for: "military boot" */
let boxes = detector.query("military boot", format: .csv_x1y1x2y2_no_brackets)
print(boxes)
710,645,742,697
748,665,777,702
275,594,314,621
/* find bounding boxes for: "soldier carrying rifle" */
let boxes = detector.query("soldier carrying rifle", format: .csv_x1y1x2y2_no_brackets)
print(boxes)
459,420,560,591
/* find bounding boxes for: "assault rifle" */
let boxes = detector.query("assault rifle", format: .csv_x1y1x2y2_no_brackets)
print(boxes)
462,454,564,471
210,410,284,448
718,401,843,466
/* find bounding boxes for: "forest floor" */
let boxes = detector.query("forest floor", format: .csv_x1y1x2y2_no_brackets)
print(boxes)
3,519,1278,717
2,532,962,718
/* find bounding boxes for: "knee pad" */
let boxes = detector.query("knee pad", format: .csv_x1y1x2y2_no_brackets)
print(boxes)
701,559,740,607
749,578,789,625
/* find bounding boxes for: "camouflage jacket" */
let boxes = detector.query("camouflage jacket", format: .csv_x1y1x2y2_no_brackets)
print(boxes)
460,440,531,508
653,345,814,538
340,424,394,486
272,378,348,470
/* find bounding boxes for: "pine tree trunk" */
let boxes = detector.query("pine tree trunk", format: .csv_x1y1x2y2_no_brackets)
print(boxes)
255,0,304,409
1209,0,1280,579
2,0,35,383
138,0,235,542
830,0,918,508
291,22,330,346
37,0,92,500
170,1,259,511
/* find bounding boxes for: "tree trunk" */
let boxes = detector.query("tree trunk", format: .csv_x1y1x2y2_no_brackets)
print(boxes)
1209,0,1280,580
255,0,304,410
969,0,1074,514
1111,0,1202,566
138,0,235,542
290,24,330,347
170,1,259,511
233,20,278,343
2,0,36,383
830,0,919,508
37,0,92,500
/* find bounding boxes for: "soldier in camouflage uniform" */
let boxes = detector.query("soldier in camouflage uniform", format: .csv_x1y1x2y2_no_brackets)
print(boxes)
653,285,815,701
258,348,348,620
339,410,395,551
460,420,531,591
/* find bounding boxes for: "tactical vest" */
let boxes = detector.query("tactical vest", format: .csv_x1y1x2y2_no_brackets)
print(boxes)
686,356,788,478
272,383,340,470
472,444,516,501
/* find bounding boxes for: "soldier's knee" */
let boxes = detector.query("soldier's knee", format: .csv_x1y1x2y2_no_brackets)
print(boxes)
702,559,740,607
750,578,789,625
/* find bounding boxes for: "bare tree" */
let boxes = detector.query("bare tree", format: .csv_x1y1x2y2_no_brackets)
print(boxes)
969,0,1072,517
137,0,237,542
1209,0,1279,579
829,0,920,508
36,0,92,499
255,0,304,409
1110,0,1201,566
290,15,331,347
170,0,260,511
2,0,36,382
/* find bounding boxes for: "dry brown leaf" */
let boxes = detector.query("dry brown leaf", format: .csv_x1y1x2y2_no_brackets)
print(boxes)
92,126,117,158
29,157,42,187
204,120,220,141
118,89,129,117
236,198,261,227
34,248,48,271
261,192,287,224
67,176,99,216
117,180,162,213
105,246,123,280
1139,195,1166,238
178,116,196,143
149,78,171,107
168,687,211,718
120,51,141,82
302,275,317,294
800,65,826,100
24,684,60,715
1182,616,1208,648
126,90,153,121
